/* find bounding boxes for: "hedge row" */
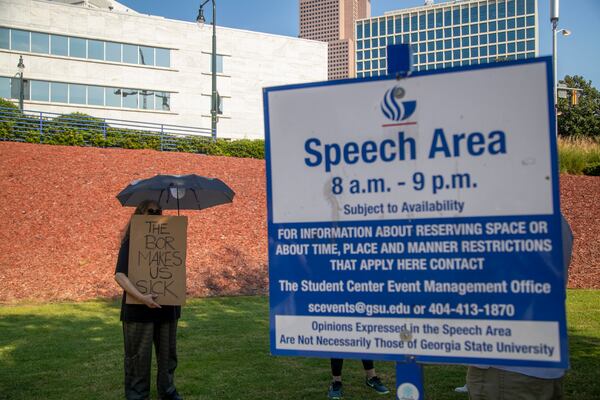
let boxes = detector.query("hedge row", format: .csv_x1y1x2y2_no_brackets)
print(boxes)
0,99,264,159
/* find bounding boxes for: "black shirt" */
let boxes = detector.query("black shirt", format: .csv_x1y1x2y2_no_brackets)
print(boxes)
115,237,181,322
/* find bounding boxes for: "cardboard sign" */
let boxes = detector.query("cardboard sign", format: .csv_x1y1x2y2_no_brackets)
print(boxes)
264,58,568,368
126,215,188,306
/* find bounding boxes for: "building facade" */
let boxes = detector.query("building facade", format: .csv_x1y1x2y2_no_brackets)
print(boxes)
0,0,327,139
355,0,538,77
300,0,370,80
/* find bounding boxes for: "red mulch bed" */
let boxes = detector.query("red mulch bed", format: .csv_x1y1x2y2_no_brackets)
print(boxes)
0,142,598,303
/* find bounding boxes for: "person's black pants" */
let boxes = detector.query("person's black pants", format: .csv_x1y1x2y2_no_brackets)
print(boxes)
123,321,178,400
331,358,374,376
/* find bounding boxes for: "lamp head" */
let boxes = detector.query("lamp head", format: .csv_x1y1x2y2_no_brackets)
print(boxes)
17,55,25,72
560,29,572,37
196,7,206,27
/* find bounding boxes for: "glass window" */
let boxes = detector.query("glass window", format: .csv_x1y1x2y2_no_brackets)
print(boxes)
138,46,154,66
379,37,386,46
471,24,479,34
428,53,435,62
517,41,525,52
489,2,496,19
489,33,497,43
31,32,49,54
462,49,469,58
444,39,451,49
498,1,506,18
462,37,469,47
508,0,515,17
428,42,434,51
527,28,535,38
445,28,451,37
372,49,378,58
403,34,409,43
480,34,488,44
444,50,451,60
364,23,370,37
0,76,11,99
507,42,515,52
507,30,515,41
69,37,86,58
0,28,8,49
50,82,68,103
480,46,488,56
499,43,507,54
11,29,30,51
386,18,392,34
88,85,104,106
357,51,363,61
379,19,385,35
499,20,506,30
436,40,443,50
105,87,121,107
489,21,497,31
357,40,363,50
394,35,401,44
69,84,86,104
461,7,469,23
371,38,377,47
508,19,516,29
419,43,426,52
453,9,460,25
453,49,460,59
88,40,104,60
411,33,418,42
499,32,506,42
380,48,386,57
425,31,432,41
419,54,426,63
51,35,68,56
403,16,410,32
462,26,469,35
30,80,49,102
357,23,363,39
395,17,401,33
123,44,138,64
527,51,535,58
357,62,364,71
453,38,460,47
471,48,479,57
427,12,434,29
139,90,154,110
480,23,488,33
371,21,378,36
122,89,138,108
480,5,487,21
419,14,426,30
489,46,497,56
365,60,371,69
435,10,443,27
517,17,525,28
526,0,535,14
357,72,363,78
436,52,443,62
472,36,479,45
436,29,443,38
526,16,535,26
364,40,370,49
444,10,451,25
526,40,535,51
453,26,460,36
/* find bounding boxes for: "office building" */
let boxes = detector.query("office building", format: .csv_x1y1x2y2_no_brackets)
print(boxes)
0,0,327,139
355,0,538,77
300,0,370,80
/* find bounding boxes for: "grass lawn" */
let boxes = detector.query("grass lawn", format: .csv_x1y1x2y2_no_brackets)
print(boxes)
0,290,598,400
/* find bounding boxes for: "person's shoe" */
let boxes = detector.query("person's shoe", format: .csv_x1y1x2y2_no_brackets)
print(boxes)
328,381,343,399
454,384,468,393
366,376,390,395
160,390,183,400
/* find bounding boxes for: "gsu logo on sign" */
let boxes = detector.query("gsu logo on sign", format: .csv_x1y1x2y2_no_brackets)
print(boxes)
381,86,416,121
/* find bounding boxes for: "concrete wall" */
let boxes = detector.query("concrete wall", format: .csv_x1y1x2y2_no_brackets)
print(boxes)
0,0,328,139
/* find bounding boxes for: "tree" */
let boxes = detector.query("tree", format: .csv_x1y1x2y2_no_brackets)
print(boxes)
557,75,600,139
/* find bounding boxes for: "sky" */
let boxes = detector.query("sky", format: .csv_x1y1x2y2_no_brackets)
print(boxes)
117,0,600,86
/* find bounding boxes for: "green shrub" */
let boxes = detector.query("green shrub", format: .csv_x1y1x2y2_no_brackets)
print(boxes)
582,162,600,176
558,136,600,175
0,98,22,138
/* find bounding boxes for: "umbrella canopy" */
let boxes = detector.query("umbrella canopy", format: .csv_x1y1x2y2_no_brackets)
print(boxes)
117,174,235,211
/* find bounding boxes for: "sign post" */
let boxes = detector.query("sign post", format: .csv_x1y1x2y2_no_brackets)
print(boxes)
264,56,565,398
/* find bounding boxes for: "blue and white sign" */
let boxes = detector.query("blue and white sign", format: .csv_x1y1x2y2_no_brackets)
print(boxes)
264,57,567,368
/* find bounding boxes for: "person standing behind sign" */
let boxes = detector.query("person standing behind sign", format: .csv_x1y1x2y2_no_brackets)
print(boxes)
327,358,390,399
466,216,573,400
114,200,183,400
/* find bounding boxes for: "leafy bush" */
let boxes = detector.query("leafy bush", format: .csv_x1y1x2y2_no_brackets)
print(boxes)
582,162,600,176
0,107,265,158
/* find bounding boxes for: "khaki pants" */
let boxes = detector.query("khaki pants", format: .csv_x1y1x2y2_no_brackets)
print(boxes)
467,367,564,400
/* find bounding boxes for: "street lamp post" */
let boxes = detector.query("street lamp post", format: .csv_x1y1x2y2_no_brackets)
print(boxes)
17,55,25,112
197,0,218,141
550,0,570,110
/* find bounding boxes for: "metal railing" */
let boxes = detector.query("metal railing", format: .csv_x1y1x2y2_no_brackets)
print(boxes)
0,107,215,152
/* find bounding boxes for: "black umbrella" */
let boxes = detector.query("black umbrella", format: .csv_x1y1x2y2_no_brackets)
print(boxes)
117,174,235,214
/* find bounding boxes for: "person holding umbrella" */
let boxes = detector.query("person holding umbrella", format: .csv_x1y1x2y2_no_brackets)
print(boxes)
114,174,234,400
114,200,183,400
